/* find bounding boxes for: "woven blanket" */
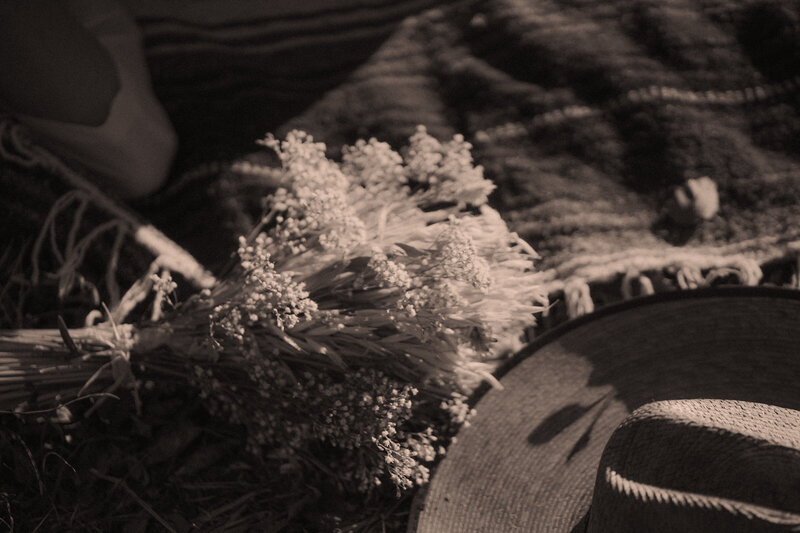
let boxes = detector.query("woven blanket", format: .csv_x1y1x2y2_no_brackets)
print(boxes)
3,0,800,326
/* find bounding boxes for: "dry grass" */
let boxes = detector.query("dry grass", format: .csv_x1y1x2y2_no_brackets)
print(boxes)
1,380,429,532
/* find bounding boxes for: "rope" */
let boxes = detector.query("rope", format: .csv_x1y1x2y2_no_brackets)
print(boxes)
30,190,87,285
105,225,127,309
603,467,800,526
56,219,124,300
1,119,216,290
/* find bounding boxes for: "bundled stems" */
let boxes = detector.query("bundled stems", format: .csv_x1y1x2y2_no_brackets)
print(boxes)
0,127,547,493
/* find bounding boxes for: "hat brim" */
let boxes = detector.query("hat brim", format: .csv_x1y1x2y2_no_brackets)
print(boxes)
411,286,800,532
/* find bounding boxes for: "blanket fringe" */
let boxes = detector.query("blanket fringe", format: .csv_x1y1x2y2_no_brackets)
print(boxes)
541,253,781,323
0,117,217,291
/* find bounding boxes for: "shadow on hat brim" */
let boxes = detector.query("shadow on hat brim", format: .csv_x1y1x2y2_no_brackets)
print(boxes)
411,286,800,532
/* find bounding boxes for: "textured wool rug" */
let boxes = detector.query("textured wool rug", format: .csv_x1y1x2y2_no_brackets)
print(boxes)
3,0,800,327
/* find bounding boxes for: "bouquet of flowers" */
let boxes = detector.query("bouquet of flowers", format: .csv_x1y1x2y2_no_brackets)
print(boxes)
0,127,546,493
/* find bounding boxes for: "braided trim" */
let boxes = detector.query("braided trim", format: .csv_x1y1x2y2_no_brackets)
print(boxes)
537,252,766,296
535,247,770,286
535,254,779,329
603,467,800,526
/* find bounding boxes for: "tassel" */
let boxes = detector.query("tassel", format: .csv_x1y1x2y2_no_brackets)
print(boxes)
564,277,594,319
675,265,705,290
621,270,655,300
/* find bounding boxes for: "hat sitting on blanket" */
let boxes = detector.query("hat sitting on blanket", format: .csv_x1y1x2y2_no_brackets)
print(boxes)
410,286,800,532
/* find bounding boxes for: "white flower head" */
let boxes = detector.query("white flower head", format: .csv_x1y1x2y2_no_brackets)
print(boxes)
261,131,367,257
234,234,318,330
404,126,496,206
432,221,492,291
341,138,408,194
366,251,413,289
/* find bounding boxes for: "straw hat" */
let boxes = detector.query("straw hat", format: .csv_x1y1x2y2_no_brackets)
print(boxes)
410,286,800,532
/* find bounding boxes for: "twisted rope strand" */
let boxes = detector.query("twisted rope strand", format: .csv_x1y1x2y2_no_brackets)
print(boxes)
0,118,217,290
604,467,800,526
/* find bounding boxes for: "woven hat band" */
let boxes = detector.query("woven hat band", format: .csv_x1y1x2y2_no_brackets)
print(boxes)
586,400,800,532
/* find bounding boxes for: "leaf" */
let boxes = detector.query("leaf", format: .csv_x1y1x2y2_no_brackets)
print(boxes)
393,242,427,257
346,256,371,271
566,426,592,462
528,395,608,446
527,403,594,445
567,396,611,461
57,315,81,357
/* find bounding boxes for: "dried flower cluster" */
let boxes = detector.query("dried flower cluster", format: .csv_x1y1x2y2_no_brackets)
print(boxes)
1,127,546,494
175,128,546,491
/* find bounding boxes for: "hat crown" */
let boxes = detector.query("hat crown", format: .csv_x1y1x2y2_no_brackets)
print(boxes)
587,399,800,532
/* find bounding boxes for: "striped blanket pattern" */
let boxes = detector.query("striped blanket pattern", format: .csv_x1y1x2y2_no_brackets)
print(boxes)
3,0,800,324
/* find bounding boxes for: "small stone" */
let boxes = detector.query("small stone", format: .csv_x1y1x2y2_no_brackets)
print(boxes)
667,176,719,226
470,13,488,28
